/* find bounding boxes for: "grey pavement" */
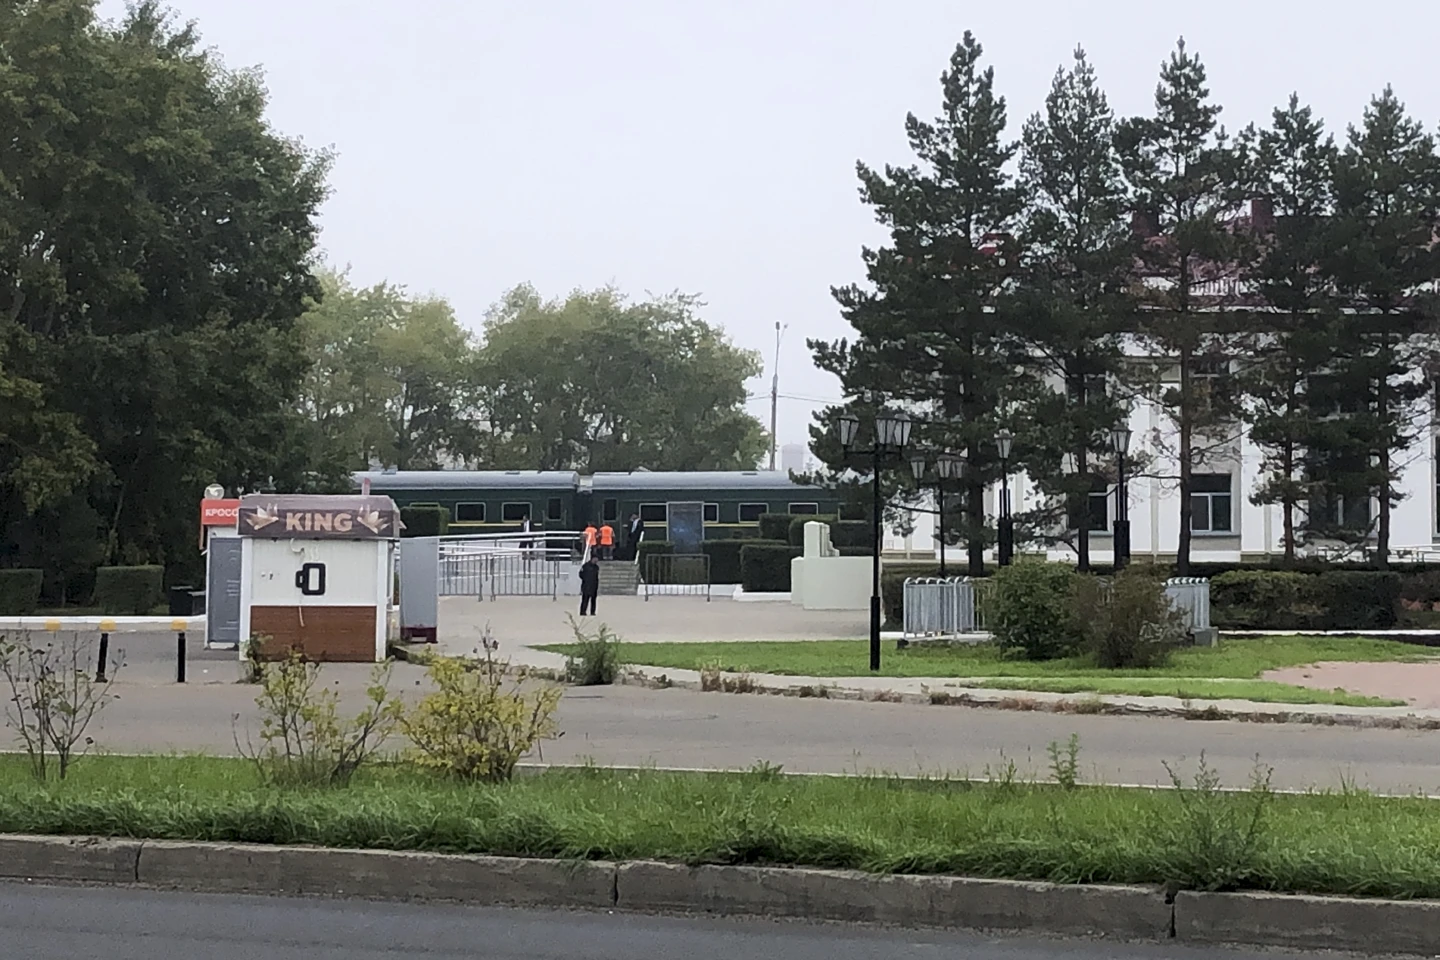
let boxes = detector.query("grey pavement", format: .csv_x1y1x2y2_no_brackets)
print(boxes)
58,677,1440,793
0,882,1382,959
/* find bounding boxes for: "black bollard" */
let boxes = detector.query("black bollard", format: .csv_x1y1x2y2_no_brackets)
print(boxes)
176,630,187,684
96,632,110,683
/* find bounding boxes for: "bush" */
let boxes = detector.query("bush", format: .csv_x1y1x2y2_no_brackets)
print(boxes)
91,565,164,615
0,631,120,780
829,520,873,550
701,540,746,584
402,645,563,782
1076,568,1183,669
1210,570,1317,630
740,541,797,592
400,505,449,538
989,563,1083,661
0,570,42,615
237,651,401,787
1313,571,1401,630
787,514,839,546
1400,569,1440,608
757,513,794,541
564,616,622,685
636,540,675,565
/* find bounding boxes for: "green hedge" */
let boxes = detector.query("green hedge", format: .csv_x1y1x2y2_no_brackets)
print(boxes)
701,540,746,584
1316,570,1401,630
740,540,798,592
757,513,794,541
92,565,164,615
636,540,675,565
400,505,449,538
1211,569,1401,630
0,569,42,615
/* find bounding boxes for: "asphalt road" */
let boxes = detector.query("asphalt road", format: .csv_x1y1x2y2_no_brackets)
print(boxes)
25,630,1440,793
0,882,1373,959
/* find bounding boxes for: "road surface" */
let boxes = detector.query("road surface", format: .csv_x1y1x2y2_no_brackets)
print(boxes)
0,882,1373,959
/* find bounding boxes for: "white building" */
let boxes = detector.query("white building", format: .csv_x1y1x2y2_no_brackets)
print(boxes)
891,384,1439,566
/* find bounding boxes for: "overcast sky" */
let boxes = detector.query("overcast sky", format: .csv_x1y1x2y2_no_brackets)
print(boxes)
98,0,1440,455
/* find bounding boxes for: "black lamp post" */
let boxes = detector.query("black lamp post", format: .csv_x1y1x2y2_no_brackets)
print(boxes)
839,410,912,672
1111,422,1132,570
910,451,964,579
995,428,1014,566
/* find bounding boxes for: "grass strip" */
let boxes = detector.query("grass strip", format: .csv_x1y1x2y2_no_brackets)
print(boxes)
944,677,1402,707
2,754,1440,900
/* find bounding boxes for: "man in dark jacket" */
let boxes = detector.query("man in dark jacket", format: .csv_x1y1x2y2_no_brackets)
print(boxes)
626,513,645,561
578,558,599,616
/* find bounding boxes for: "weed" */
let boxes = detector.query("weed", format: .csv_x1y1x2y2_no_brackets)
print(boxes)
1160,753,1275,892
1047,734,1081,790
563,616,622,686
0,631,120,780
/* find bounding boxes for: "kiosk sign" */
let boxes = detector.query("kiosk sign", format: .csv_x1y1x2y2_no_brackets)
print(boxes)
236,494,400,540
200,499,241,526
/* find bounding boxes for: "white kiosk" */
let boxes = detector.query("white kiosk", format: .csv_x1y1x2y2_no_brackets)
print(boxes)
236,493,400,663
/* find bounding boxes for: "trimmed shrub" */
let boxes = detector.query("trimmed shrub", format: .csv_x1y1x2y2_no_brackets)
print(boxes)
829,520,873,550
1210,570,1317,630
739,540,797,593
0,569,43,615
1400,569,1440,609
400,505,449,538
701,540,746,584
1313,570,1401,630
92,565,164,615
758,513,794,541
787,514,839,546
989,563,1082,661
636,540,675,565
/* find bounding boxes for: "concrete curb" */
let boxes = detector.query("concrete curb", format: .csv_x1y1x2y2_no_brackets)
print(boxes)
1,834,1438,953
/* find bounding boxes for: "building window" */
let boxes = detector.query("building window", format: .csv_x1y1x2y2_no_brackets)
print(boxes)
454,502,486,523
1066,372,1108,405
639,503,667,523
789,502,820,515
1067,477,1110,532
1307,452,1372,535
501,502,531,523
602,498,619,522
703,503,719,523
546,497,563,522
1190,474,1233,533
738,502,768,523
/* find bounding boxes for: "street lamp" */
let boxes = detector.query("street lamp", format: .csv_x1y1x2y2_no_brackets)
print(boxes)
995,428,1014,566
1111,422,1133,570
909,451,964,579
839,409,912,672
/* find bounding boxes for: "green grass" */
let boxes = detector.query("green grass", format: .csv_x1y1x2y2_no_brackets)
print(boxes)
3,753,1440,899
538,636,1428,706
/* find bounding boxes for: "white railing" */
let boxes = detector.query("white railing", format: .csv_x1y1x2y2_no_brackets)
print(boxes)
1163,577,1211,631
434,531,585,599
902,577,982,639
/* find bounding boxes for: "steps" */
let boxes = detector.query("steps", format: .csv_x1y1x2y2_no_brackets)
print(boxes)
596,560,640,596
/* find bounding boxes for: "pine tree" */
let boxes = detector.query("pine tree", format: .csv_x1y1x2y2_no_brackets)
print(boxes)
1324,88,1440,566
1235,95,1340,561
1115,38,1244,575
1015,47,1133,570
812,31,1025,574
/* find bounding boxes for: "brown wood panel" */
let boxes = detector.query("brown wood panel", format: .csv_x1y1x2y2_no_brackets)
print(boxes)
250,606,378,662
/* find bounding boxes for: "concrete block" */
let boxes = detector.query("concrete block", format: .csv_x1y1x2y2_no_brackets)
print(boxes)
617,862,1169,938
0,834,141,883
1176,890,1440,955
137,841,616,907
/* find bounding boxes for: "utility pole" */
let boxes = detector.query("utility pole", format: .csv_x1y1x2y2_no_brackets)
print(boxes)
769,321,787,471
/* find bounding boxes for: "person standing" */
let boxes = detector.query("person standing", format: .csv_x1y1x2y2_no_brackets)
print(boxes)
578,557,599,616
583,522,598,559
626,513,645,561
599,521,615,560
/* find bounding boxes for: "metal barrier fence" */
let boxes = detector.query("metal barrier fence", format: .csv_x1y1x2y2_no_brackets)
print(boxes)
642,553,711,601
900,575,1210,640
1163,577,1211,631
439,547,562,600
901,578,982,638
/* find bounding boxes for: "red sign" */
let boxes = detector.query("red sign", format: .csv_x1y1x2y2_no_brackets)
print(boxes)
201,499,241,526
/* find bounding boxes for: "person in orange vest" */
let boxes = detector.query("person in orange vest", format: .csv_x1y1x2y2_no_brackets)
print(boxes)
599,521,615,560
583,523,598,559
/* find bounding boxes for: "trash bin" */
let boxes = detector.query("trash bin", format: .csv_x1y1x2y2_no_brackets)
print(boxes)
189,590,207,616
168,585,195,617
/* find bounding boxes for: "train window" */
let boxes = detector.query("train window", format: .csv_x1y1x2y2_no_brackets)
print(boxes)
501,502,531,522
738,503,768,522
602,498,619,522
639,503,667,523
547,497,564,522
789,502,820,515
703,503,719,523
454,502,486,523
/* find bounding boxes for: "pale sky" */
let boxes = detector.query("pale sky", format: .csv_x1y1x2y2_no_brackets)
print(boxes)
98,0,1440,454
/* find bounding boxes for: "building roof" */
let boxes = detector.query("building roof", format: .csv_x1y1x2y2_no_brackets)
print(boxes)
589,470,821,491
352,470,581,491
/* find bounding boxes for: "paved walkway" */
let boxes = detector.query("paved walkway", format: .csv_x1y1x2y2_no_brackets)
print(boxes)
1265,661,1440,709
